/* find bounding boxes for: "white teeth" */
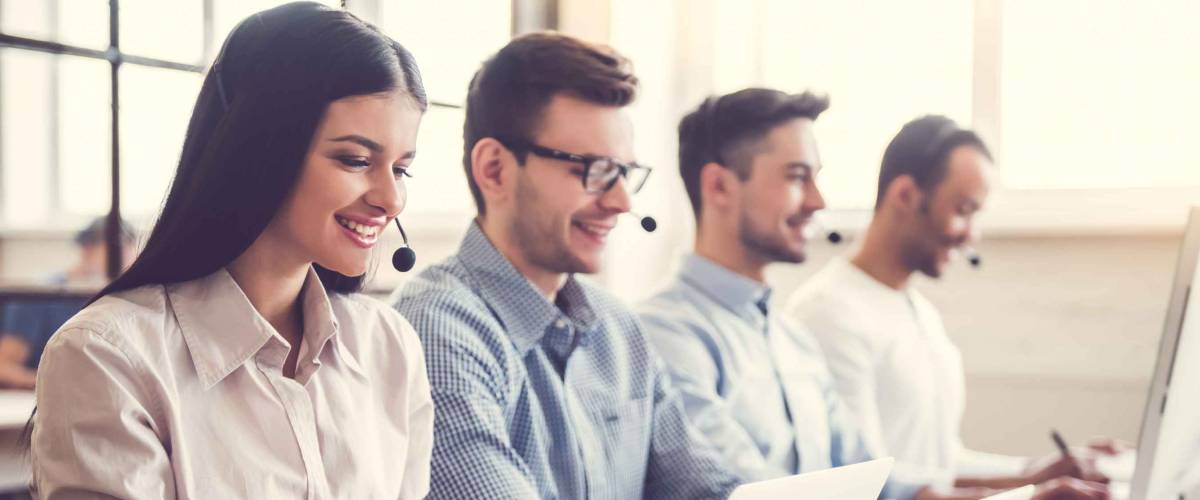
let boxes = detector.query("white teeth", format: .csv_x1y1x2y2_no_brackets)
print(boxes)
575,222,608,235
337,217,378,239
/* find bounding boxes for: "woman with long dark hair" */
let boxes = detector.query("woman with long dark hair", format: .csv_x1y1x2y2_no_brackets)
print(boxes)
30,3,432,497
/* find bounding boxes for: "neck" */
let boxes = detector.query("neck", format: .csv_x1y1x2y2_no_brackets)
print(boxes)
694,220,768,283
851,217,912,290
227,237,310,341
477,217,566,301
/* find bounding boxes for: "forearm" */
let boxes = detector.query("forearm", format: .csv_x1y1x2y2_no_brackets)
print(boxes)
952,444,1033,489
914,485,1001,500
953,474,1031,490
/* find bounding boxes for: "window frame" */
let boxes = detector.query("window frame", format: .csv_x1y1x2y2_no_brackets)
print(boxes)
744,0,1195,237
0,0,472,279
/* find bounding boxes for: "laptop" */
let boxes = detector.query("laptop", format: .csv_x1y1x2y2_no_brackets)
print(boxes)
729,457,894,500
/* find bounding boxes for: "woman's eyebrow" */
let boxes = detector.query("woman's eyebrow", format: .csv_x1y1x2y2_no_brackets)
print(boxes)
328,134,383,152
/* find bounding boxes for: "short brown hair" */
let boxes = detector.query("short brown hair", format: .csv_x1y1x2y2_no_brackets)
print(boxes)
678,88,829,217
462,32,638,214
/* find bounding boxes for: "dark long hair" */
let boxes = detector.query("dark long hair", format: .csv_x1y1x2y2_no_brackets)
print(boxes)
93,1,426,303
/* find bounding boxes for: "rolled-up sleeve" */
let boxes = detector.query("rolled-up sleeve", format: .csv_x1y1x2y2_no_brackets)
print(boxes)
32,326,173,499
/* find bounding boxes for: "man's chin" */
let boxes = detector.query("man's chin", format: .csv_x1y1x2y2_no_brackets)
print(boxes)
561,250,603,275
769,244,807,265
573,258,603,275
784,245,808,264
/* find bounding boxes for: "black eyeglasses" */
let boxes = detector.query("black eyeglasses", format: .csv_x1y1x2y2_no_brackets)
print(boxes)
502,140,653,194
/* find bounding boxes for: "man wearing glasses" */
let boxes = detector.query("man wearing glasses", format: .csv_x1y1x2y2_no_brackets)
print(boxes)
391,33,740,500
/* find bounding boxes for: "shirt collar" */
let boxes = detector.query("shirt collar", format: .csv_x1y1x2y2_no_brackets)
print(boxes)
168,266,342,389
679,253,772,320
457,221,599,355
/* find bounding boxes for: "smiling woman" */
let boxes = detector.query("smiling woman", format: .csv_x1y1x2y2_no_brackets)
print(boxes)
27,2,434,498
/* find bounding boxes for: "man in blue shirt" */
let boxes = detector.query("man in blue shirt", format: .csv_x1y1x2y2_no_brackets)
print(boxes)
392,33,740,500
637,89,1107,500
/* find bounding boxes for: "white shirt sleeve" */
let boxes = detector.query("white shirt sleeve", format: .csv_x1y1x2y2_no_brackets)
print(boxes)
32,326,175,499
398,320,434,500
954,438,1029,478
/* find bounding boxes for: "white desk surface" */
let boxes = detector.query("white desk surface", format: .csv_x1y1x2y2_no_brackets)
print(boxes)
0,391,34,430
0,391,33,492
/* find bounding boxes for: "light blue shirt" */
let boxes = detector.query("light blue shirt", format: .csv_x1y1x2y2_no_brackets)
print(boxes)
392,224,741,500
637,254,926,500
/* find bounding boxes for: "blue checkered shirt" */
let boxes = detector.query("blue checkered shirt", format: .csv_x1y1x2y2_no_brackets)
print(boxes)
392,223,742,500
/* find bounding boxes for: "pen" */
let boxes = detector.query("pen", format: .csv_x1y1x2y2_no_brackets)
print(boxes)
1051,429,1073,459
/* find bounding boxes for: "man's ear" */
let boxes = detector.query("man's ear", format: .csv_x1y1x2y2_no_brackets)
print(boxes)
471,137,515,210
884,174,923,213
699,162,740,213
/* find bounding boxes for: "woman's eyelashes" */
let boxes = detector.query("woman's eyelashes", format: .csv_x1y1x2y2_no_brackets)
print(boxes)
336,156,371,169
335,155,412,179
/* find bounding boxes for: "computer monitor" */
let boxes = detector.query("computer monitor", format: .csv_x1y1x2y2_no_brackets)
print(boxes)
1130,207,1200,500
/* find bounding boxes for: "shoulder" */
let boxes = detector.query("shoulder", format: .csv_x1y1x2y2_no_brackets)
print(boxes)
390,261,519,390
45,285,172,362
636,284,717,342
785,263,885,349
391,258,489,324
330,292,423,364
392,262,502,344
907,288,943,319
787,259,854,313
37,284,174,399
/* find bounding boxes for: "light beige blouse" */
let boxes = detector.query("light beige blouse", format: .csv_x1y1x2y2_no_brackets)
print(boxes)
31,267,432,499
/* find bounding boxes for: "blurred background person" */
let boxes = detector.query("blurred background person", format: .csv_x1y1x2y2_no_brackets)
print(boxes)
0,216,136,389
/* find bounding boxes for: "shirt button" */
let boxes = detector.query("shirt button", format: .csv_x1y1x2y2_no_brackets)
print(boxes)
554,319,567,329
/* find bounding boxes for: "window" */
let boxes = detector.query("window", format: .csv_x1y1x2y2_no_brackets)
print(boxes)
405,107,474,216
2,0,512,285
379,0,512,105
0,51,110,225
0,0,345,229
0,0,336,284
0,0,108,51
121,0,205,64
378,1,512,219
119,65,203,218
999,0,1200,191
760,0,975,209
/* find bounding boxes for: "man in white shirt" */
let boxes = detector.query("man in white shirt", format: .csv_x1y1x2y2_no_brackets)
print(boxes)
787,115,1110,493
